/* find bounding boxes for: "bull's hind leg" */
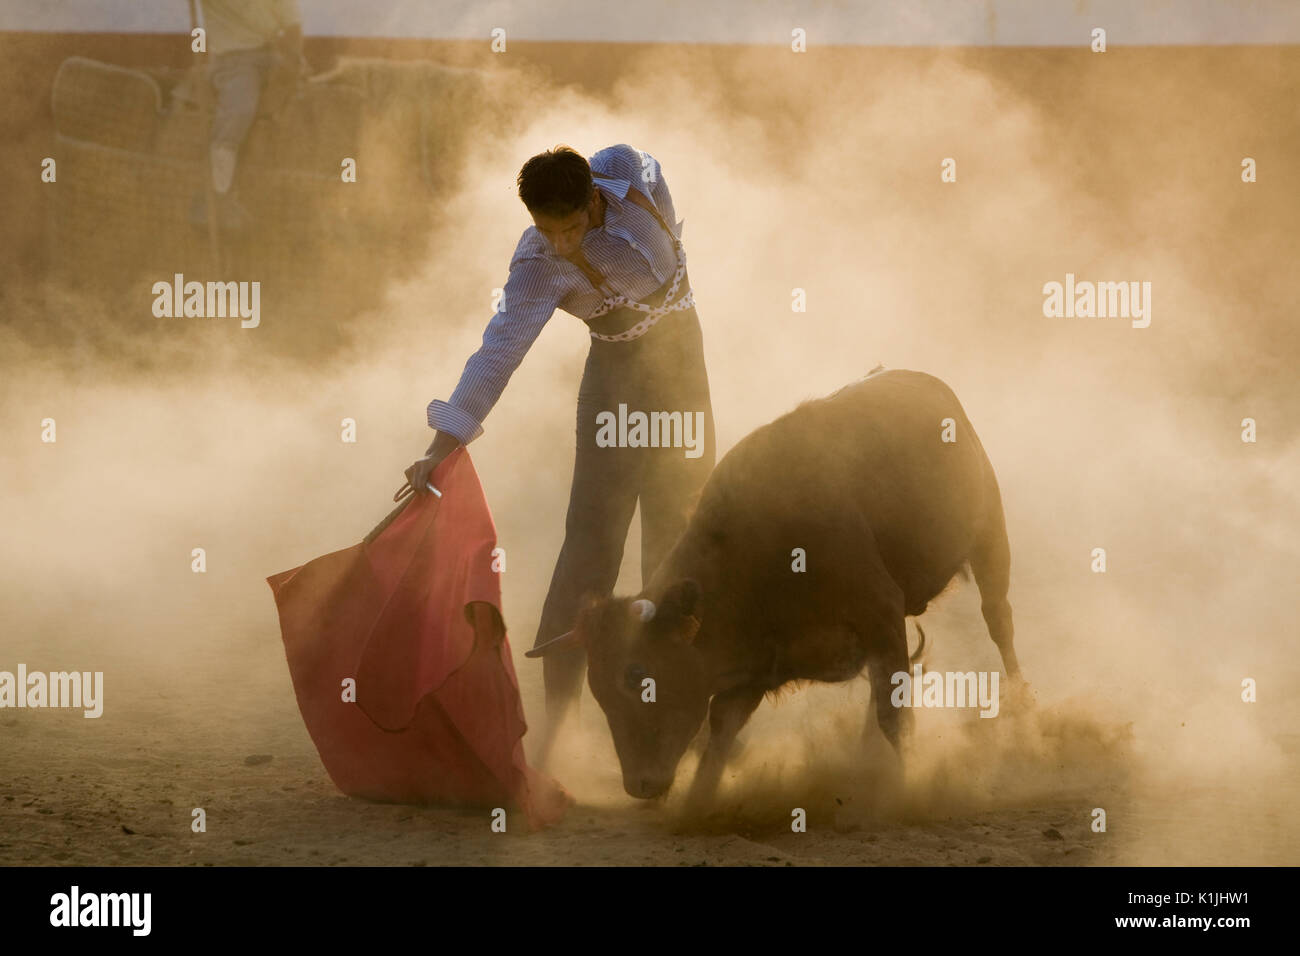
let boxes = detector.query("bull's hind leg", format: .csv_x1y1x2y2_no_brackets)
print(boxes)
969,478,1022,681
839,519,912,760
864,611,912,762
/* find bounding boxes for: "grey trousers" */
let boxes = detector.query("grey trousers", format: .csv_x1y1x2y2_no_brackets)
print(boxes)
532,304,716,722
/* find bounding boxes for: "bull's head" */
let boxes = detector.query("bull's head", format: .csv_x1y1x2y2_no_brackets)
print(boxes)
527,578,709,799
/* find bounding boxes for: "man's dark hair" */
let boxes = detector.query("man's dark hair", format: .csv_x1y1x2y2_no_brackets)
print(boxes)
517,146,593,217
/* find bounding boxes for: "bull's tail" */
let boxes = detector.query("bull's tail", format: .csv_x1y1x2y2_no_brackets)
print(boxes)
909,621,928,664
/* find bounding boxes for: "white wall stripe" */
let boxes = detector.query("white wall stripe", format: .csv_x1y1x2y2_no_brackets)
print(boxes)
4,0,1300,46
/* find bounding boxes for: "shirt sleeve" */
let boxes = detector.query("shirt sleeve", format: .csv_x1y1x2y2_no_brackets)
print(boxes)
640,150,681,239
597,143,681,239
427,253,563,444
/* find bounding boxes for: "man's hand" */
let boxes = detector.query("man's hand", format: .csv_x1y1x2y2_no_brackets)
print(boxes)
395,431,461,502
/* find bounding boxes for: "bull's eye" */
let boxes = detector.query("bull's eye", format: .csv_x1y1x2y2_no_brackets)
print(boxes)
624,663,647,692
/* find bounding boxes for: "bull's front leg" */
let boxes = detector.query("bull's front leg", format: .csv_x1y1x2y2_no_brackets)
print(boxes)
684,685,766,810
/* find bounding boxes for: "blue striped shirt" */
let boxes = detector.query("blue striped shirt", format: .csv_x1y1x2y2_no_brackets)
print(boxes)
427,143,685,444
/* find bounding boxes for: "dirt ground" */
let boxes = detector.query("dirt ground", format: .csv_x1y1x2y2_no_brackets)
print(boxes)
2,591,1296,867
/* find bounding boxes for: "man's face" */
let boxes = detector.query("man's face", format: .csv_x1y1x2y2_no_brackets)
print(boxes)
531,193,598,257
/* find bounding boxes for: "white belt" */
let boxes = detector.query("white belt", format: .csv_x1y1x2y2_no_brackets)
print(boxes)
588,238,692,343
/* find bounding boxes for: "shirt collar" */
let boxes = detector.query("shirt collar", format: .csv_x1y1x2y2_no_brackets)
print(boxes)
592,173,632,201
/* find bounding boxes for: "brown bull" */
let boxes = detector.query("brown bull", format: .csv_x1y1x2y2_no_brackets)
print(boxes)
528,369,1022,804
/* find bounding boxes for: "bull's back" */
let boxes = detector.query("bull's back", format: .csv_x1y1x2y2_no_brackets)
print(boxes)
835,371,993,594
705,369,996,610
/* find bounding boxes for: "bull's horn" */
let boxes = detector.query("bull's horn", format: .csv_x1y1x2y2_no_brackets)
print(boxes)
630,599,656,622
524,628,581,658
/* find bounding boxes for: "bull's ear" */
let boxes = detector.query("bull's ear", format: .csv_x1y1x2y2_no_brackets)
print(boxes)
655,579,701,645
677,614,701,646
659,578,700,619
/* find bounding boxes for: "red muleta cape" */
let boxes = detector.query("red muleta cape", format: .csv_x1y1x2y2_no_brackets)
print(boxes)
266,446,568,830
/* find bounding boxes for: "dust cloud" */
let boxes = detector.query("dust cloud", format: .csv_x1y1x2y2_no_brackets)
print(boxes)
2,33,1297,865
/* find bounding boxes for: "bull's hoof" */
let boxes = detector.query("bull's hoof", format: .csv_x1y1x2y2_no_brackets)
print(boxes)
672,797,726,833
680,785,721,821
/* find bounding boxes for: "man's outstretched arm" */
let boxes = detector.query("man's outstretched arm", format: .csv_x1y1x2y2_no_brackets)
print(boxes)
399,255,563,498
